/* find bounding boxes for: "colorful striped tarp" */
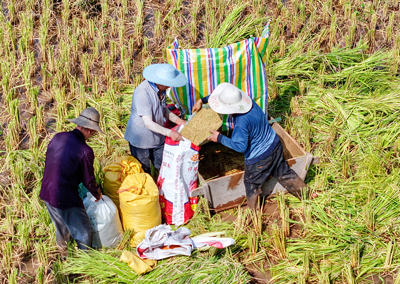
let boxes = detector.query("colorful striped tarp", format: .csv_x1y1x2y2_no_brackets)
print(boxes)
167,23,270,130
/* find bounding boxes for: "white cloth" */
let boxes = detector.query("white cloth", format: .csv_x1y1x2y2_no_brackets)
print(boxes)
192,237,235,249
136,225,235,260
137,225,193,260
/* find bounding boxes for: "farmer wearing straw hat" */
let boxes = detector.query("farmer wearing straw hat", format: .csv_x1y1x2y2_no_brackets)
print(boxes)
124,63,187,175
192,83,317,209
39,107,103,254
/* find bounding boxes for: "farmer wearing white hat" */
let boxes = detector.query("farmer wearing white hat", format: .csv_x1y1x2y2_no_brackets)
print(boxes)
40,107,103,255
192,83,316,209
124,63,187,175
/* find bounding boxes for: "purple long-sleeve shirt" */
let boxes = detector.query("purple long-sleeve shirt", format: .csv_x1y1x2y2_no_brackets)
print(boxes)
39,129,101,209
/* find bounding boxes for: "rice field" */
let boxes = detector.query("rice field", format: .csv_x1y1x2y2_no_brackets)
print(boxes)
0,0,400,283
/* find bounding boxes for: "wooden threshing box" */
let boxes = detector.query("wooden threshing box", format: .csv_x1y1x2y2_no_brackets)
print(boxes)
190,122,318,211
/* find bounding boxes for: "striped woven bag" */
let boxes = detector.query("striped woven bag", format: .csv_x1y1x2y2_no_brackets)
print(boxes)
166,23,270,130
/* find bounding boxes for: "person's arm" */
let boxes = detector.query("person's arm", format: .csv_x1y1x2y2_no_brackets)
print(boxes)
82,151,102,201
142,116,183,141
214,126,249,153
143,115,171,136
135,88,182,140
192,95,210,113
163,107,186,125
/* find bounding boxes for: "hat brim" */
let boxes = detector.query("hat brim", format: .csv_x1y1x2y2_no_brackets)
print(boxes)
208,90,253,115
143,65,187,87
67,118,104,133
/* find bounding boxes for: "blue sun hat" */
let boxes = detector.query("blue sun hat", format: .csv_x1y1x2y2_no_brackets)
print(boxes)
143,64,187,87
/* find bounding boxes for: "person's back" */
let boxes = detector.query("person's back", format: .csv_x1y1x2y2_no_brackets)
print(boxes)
39,107,103,253
233,102,279,164
40,129,95,209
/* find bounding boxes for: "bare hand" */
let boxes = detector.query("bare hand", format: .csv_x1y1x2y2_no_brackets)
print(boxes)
95,190,103,202
170,131,184,141
192,99,203,114
176,118,186,125
208,130,220,142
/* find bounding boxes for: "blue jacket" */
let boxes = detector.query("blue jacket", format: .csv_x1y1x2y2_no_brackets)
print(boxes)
202,96,279,165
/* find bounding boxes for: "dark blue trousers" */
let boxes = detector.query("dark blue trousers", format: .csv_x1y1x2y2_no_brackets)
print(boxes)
244,141,306,208
45,202,93,250
129,143,164,175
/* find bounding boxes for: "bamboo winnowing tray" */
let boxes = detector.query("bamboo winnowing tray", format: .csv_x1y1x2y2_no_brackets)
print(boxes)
180,106,222,146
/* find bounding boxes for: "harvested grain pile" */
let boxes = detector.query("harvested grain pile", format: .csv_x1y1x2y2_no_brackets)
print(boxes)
181,107,222,146
198,142,244,180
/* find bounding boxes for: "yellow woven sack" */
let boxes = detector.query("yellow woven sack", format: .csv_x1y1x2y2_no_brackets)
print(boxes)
119,173,161,247
103,156,143,208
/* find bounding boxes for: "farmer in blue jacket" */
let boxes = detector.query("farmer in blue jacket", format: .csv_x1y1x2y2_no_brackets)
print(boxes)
192,83,316,209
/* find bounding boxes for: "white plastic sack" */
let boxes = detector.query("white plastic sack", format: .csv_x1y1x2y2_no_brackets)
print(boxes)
157,126,200,226
83,192,124,248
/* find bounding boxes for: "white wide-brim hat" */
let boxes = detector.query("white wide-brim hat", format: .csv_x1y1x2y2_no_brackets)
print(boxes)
208,83,252,114
143,64,187,88
67,107,103,133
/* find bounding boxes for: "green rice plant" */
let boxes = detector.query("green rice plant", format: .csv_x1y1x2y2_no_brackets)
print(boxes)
142,36,148,60
8,267,18,284
101,0,108,23
387,12,395,44
247,230,258,255
121,0,128,17
302,252,310,282
110,40,117,61
2,242,13,275
394,270,400,284
368,13,377,49
271,223,286,259
154,10,162,39
5,100,21,151
350,242,361,273
118,22,125,46
62,0,70,25
36,265,45,284
17,222,32,254
81,53,90,84
329,14,337,49
120,45,130,83
277,193,290,237
63,248,250,283
88,19,95,40
52,259,66,283
344,3,352,19
39,10,49,61
322,0,332,24
207,4,266,48
128,37,135,59
279,38,286,57
29,116,39,150
134,0,144,45
47,46,56,72
384,240,395,271
345,262,356,284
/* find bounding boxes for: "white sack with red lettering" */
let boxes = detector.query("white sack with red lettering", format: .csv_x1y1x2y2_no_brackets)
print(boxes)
157,127,199,226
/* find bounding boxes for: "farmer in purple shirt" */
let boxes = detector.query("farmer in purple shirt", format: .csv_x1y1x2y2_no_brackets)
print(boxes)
40,107,103,254
192,83,317,209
